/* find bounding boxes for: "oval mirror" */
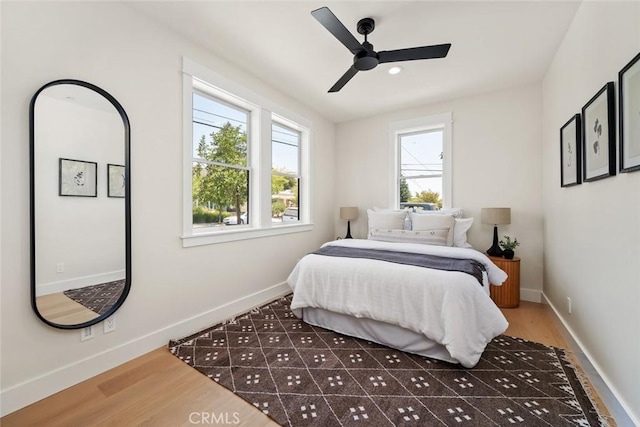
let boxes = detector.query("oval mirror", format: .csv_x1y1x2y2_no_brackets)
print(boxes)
30,80,131,329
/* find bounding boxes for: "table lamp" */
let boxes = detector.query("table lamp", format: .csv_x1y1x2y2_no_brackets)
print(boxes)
340,207,358,239
481,207,511,257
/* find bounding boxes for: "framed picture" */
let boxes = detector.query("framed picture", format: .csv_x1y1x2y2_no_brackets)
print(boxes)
582,82,616,182
560,114,582,187
107,164,125,198
59,158,97,197
619,51,640,173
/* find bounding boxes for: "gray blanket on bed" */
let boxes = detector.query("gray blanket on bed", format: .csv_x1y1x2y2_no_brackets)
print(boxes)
312,245,485,285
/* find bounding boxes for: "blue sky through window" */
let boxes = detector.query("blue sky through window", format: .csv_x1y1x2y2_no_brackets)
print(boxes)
400,130,443,197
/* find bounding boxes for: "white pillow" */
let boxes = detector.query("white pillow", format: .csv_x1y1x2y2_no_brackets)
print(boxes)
453,217,474,248
369,228,450,246
412,207,464,218
367,209,407,231
409,213,455,246
372,207,411,229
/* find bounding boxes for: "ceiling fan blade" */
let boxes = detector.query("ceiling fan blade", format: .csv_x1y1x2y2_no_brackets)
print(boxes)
378,43,451,63
311,7,363,55
329,66,359,93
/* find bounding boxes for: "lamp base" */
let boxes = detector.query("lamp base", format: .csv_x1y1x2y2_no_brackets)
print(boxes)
486,225,503,257
345,220,353,239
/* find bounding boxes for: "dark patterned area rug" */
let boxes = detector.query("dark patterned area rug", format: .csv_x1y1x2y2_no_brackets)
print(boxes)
169,294,606,426
63,279,124,315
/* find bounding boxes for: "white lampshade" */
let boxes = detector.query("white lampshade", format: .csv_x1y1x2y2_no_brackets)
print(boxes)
481,208,511,225
340,207,359,221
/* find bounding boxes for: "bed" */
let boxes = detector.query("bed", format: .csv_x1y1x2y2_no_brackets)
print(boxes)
286,221,510,368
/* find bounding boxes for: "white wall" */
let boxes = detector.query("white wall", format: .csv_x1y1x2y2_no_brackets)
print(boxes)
0,1,335,415
541,2,640,423
35,94,125,293
334,83,543,300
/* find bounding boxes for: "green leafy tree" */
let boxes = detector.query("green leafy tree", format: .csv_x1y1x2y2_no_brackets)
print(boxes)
272,200,286,217
399,178,411,203
411,190,443,208
193,123,248,224
272,169,298,213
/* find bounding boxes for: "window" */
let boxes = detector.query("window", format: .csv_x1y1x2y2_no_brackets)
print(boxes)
389,113,452,209
192,92,250,227
182,59,312,247
271,123,300,223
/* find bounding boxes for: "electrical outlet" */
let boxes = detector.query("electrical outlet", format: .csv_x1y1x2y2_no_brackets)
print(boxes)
104,317,116,334
56,263,64,273
567,297,572,314
80,326,94,341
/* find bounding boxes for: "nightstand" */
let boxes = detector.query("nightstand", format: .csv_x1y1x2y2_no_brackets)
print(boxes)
489,256,520,308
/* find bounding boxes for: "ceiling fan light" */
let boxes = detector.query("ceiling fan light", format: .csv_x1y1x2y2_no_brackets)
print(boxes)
388,66,402,75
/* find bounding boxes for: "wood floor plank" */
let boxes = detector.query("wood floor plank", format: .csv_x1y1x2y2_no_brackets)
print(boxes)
1,301,613,427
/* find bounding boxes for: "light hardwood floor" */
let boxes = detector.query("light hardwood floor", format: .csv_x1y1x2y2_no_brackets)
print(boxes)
1,301,613,426
35,292,100,325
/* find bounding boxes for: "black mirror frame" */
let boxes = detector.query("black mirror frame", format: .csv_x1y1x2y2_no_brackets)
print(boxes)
29,79,131,330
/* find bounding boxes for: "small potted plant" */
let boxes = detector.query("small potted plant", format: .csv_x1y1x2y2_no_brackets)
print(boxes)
499,236,520,259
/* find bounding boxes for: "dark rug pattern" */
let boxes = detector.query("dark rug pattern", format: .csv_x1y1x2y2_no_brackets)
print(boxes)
169,294,605,426
63,279,125,315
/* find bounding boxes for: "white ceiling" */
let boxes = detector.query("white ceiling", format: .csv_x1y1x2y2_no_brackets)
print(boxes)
130,1,580,123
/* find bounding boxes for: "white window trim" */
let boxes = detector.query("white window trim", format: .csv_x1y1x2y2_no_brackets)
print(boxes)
388,112,453,209
182,58,313,247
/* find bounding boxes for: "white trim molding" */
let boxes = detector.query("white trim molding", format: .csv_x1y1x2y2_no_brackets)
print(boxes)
36,270,125,296
520,287,542,303
543,293,639,426
0,282,291,417
388,112,453,209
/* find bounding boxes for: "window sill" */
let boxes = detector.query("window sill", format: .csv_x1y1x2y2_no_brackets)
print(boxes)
182,223,314,247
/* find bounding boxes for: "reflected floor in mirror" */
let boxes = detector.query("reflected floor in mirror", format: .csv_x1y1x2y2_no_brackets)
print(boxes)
36,292,100,325
36,279,124,325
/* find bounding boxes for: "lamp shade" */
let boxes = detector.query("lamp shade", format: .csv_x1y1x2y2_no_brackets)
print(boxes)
340,207,359,221
481,207,511,225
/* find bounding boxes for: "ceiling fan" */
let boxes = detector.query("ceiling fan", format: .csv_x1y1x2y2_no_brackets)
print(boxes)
311,6,451,93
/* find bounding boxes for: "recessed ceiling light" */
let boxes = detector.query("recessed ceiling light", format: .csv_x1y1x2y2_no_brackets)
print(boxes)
388,66,402,75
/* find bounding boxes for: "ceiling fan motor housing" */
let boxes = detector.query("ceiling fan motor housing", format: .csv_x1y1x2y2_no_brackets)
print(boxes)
354,42,379,70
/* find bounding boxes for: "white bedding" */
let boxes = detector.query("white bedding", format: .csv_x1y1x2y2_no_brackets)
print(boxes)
287,239,509,368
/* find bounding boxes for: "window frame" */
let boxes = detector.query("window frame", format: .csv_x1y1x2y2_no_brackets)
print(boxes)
271,120,301,224
388,113,453,209
182,58,312,247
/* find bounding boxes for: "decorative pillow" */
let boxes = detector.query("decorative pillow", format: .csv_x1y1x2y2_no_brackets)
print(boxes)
453,217,474,248
409,213,455,246
372,207,412,230
412,207,464,218
368,228,450,246
367,209,407,231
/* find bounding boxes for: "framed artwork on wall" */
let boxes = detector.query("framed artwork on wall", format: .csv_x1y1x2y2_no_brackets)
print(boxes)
560,114,582,187
582,82,616,182
619,51,640,173
107,164,125,198
59,158,97,197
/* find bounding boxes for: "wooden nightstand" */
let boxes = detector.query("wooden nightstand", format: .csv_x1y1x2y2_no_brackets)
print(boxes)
489,256,520,308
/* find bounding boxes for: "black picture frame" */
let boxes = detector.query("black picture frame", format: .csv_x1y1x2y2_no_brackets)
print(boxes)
582,82,616,182
58,158,97,197
619,51,640,173
107,163,125,198
560,114,582,187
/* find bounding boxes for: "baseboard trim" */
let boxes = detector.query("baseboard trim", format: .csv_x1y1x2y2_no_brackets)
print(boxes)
0,282,290,417
520,287,541,303
37,270,125,296
542,293,639,426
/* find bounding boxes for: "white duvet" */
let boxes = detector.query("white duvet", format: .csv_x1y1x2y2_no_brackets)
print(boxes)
287,239,509,368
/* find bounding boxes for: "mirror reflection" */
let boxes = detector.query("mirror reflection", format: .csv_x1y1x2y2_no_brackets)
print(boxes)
31,81,130,328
